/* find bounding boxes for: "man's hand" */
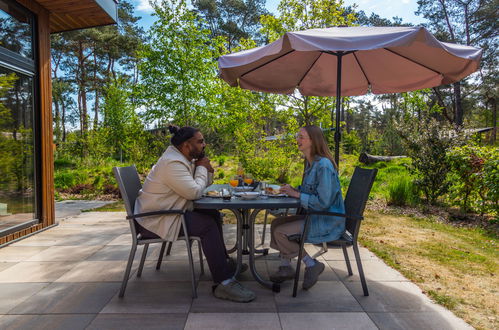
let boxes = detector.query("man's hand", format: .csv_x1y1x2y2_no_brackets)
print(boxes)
195,157,214,173
280,184,300,198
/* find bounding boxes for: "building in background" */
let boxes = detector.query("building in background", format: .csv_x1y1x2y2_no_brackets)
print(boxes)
0,0,118,245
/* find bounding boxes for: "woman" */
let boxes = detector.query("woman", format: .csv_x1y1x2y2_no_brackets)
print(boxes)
269,125,345,290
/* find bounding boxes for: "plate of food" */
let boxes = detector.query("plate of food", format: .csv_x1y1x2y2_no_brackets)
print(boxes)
263,187,285,196
204,190,223,198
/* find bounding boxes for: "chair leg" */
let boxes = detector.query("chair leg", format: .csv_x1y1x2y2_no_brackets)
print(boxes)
119,244,137,298
292,238,306,298
261,210,269,246
342,244,353,276
166,241,173,256
137,243,149,277
185,239,198,298
353,242,369,296
198,240,204,275
156,242,167,270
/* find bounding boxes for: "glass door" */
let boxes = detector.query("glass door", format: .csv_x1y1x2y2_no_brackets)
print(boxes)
0,0,38,235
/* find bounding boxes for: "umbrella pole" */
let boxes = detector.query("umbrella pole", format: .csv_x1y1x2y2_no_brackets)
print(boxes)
334,52,343,169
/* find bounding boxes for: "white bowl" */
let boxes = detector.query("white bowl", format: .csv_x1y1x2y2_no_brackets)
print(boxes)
237,192,260,200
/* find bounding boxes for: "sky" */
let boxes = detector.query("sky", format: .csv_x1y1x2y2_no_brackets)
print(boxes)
132,0,427,31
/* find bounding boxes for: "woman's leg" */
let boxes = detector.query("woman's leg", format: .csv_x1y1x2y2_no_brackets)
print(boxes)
269,215,306,258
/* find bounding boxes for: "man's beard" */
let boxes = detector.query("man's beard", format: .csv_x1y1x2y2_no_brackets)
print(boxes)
191,149,205,160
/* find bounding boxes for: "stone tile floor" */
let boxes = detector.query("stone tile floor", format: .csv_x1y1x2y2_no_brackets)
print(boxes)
0,212,472,330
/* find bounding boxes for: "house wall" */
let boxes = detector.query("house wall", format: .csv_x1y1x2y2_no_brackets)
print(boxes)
0,1,54,245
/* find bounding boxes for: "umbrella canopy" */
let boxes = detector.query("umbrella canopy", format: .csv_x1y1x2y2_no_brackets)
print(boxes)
218,26,482,165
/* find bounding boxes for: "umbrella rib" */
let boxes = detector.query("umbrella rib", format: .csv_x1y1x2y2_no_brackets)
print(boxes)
352,52,371,87
384,48,441,75
240,50,295,78
297,52,323,88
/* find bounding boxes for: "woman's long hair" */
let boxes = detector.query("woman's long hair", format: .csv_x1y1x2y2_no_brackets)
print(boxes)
302,125,338,169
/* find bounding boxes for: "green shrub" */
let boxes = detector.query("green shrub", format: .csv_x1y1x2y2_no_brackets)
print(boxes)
447,145,499,215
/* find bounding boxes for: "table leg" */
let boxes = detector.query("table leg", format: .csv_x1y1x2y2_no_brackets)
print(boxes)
231,209,244,278
226,209,240,254
249,209,280,292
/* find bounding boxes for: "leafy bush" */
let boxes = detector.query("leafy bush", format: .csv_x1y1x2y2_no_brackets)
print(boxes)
447,145,499,215
397,114,464,205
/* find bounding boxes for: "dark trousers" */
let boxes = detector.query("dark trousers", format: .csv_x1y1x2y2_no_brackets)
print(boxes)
136,209,231,283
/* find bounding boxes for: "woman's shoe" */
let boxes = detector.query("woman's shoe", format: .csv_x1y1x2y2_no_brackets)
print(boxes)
269,265,295,283
302,260,325,290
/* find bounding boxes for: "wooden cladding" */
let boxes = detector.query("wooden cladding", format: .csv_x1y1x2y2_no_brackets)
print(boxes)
0,224,44,245
35,0,117,33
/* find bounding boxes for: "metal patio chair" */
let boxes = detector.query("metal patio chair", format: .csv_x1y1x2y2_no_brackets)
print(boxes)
113,165,204,298
290,167,378,297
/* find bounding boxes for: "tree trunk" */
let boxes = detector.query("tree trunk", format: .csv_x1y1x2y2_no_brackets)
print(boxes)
453,81,463,126
61,101,66,142
53,100,61,143
359,152,406,165
491,97,497,144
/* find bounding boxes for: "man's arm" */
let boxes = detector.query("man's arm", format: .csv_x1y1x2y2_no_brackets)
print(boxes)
163,160,209,200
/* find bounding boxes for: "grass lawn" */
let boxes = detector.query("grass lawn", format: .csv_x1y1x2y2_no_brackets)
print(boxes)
360,208,498,330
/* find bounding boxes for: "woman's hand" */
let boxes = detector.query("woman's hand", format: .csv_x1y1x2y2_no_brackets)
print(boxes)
280,184,300,198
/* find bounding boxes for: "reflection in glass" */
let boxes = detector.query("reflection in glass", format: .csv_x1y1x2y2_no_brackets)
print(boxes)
0,0,33,59
0,66,35,231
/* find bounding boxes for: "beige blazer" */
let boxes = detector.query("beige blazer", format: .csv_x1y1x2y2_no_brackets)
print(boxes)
134,145,213,241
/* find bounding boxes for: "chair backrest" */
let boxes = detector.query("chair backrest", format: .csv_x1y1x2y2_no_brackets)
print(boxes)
113,165,142,217
343,167,378,235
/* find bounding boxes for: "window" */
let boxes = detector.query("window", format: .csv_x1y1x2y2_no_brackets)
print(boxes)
0,0,38,235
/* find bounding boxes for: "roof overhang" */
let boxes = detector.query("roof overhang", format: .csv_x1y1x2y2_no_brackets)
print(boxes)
35,0,118,33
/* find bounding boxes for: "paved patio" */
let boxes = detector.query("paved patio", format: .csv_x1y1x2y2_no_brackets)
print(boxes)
0,211,472,329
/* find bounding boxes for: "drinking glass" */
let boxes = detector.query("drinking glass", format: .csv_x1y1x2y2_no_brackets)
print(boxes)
243,174,254,186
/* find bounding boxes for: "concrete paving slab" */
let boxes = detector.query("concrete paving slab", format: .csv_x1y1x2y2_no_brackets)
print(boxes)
343,280,436,312
87,313,187,330
106,234,132,245
0,261,77,283
25,245,102,262
0,283,49,313
137,261,205,282
0,314,96,330
0,262,14,272
85,245,160,261
100,281,193,314
368,311,473,330
54,260,134,282
8,282,119,314
184,313,281,330
275,281,363,313
279,312,378,330
0,246,51,261
319,245,379,261
327,259,409,282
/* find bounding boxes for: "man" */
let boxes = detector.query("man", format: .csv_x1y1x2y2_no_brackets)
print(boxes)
135,125,255,303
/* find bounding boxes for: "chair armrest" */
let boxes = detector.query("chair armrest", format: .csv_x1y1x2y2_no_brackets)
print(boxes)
127,209,185,220
305,210,363,221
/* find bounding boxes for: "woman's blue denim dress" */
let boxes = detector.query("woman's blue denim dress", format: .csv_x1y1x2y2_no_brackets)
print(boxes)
299,156,345,244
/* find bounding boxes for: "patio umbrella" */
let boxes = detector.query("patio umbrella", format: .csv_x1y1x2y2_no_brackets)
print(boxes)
217,26,482,167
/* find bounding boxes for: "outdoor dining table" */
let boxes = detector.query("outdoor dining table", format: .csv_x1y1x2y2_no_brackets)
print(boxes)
193,184,301,292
